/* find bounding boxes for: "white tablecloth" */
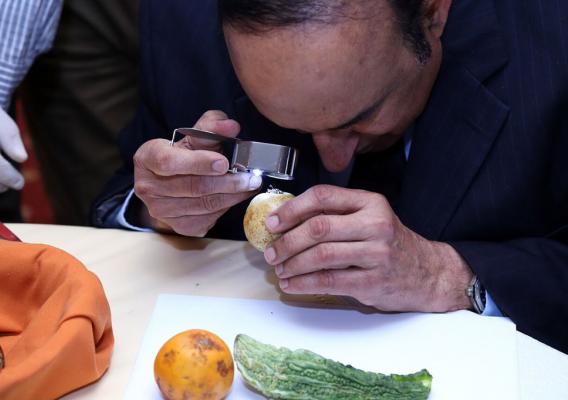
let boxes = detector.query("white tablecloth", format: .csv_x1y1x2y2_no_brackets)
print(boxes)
7,224,568,399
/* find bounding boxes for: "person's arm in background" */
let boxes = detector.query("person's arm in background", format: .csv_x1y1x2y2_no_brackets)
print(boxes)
0,0,63,192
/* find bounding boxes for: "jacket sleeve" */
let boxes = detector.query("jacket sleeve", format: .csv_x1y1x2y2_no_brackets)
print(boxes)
450,227,568,354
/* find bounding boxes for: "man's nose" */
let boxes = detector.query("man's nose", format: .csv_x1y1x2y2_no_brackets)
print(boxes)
311,130,358,173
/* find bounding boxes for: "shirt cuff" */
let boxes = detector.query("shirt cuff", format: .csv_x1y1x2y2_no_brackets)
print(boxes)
482,291,503,317
117,189,154,232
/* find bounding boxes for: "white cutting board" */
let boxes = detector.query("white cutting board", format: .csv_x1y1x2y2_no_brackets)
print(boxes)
125,295,519,400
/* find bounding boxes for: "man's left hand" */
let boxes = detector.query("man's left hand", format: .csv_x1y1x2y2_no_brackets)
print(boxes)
263,185,473,313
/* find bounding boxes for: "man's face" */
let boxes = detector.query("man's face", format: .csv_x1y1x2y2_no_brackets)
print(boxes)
224,3,443,172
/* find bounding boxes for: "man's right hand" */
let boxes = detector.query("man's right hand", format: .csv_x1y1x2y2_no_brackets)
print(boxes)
133,110,262,236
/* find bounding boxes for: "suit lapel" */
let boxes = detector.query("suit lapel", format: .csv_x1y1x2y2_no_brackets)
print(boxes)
398,55,510,240
397,0,512,240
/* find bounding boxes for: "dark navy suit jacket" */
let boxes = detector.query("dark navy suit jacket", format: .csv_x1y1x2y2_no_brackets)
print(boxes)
93,0,568,353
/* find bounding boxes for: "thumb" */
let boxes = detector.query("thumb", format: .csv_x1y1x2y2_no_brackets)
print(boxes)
0,108,28,163
175,110,240,151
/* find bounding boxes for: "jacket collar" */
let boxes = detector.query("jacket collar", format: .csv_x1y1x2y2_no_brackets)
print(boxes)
397,0,510,239
442,0,509,83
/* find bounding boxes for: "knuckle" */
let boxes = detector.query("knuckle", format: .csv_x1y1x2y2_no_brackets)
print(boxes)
314,243,334,265
319,270,336,291
200,194,222,212
369,192,388,206
276,232,293,252
311,185,334,204
230,177,242,193
376,218,395,240
307,216,330,240
134,181,153,199
189,176,215,196
153,149,172,173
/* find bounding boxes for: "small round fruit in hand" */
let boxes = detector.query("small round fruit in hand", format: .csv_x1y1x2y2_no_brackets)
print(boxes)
154,329,234,400
243,188,295,251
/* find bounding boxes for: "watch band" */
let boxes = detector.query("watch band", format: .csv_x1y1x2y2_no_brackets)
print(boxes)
466,275,486,314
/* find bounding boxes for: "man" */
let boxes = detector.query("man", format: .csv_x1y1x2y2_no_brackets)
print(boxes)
93,0,568,353
0,0,62,220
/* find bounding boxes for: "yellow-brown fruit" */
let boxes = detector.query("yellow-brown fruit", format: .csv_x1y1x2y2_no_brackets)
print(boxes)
243,188,295,251
154,329,234,400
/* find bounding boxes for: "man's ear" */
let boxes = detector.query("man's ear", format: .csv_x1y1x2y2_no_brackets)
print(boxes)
424,0,452,39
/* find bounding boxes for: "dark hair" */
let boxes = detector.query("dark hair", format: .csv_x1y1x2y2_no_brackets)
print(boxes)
218,0,432,64
388,0,431,63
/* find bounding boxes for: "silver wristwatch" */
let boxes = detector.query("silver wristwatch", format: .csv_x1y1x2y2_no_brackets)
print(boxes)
466,275,486,314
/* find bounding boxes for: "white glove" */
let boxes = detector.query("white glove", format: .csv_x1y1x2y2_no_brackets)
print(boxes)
0,107,28,193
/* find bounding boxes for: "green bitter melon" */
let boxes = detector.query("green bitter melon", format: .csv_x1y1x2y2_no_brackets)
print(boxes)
234,334,432,400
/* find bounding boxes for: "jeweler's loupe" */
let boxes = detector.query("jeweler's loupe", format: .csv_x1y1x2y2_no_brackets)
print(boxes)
171,127,298,180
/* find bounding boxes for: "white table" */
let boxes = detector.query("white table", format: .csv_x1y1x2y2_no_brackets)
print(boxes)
7,224,568,399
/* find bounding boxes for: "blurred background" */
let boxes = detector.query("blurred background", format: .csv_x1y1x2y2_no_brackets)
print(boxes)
0,0,139,225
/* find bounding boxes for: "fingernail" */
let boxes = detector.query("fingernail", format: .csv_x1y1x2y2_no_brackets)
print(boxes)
266,215,279,231
212,159,227,173
275,264,284,276
279,279,289,290
249,175,262,190
265,247,276,263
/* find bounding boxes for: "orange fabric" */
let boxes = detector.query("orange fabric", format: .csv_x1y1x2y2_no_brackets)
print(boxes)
0,241,114,400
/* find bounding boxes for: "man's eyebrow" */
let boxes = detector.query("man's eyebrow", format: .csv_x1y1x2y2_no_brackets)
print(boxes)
331,97,384,131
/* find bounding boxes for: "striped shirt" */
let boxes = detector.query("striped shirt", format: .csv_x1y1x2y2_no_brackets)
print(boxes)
0,0,62,110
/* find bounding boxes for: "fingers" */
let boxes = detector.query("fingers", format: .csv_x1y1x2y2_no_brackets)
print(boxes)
144,189,258,218
160,210,227,238
279,267,371,298
266,185,372,234
274,241,387,279
194,110,240,137
135,139,230,176
264,213,369,265
0,108,27,163
0,155,24,190
136,172,262,198
133,110,246,237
